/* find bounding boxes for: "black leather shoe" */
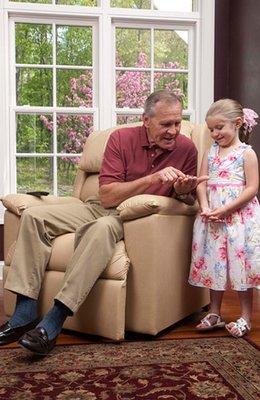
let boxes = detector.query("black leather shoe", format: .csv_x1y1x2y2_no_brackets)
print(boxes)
18,327,57,356
0,319,40,345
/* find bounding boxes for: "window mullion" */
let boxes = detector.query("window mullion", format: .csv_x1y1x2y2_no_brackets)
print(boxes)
10,18,17,194
0,6,9,222
52,21,57,195
151,27,154,93
53,112,58,196
99,13,113,129
10,108,17,193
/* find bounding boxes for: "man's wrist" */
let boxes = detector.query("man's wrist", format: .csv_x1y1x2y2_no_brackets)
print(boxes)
174,192,195,205
175,192,189,200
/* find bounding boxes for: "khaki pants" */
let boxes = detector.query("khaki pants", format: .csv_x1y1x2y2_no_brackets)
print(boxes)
4,198,123,313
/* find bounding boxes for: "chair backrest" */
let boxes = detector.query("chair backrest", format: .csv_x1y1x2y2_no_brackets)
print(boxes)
73,121,212,202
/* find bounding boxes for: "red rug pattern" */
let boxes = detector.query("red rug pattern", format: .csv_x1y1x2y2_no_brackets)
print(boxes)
0,337,259,399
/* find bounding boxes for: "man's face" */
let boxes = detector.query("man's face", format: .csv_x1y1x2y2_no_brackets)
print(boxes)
142,100,182,150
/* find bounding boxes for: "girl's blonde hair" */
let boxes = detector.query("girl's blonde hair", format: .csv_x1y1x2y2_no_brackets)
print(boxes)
206,98,250,143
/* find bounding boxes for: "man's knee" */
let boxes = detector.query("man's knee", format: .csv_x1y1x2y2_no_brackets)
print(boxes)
76,215,123,243
95,215,123,233
21,205,51,221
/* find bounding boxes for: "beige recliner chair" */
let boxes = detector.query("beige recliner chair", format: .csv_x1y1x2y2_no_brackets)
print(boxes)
1,121,211,340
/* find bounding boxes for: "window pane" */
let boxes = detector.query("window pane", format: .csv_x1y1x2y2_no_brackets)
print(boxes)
154,30,188,69
16,23,52,65
16,68,53,106
17,157,53,193
11,0,51,3
111,0,151,8
17,114,53,153
116,71,150,108
11,0,97,3
57,114,93,153
153,0,194,12
154,72,188,108
56,0,97,4
57,158,79,196
56,26,92,66
117,115,142,124
116,28,151,67
57,70,92,107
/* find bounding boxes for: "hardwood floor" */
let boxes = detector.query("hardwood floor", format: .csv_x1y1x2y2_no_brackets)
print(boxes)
0,283,259,348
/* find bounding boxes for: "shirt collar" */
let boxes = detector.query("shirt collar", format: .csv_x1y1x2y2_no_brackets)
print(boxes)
140,125,151,147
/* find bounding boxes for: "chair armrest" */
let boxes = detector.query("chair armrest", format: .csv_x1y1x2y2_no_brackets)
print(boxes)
0,194,82,216
124,213,209,335
117,194,198,221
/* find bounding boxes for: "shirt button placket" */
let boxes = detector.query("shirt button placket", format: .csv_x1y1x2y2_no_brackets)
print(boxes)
151,152,155,168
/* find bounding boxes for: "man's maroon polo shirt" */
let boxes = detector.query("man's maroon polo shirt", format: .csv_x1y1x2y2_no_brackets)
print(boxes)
99,125,197,197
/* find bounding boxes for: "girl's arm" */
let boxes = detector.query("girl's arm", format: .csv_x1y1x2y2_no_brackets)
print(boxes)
208,148,259,219
196,150,210,212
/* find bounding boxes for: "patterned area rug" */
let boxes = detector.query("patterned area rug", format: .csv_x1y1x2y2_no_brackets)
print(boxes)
0,337,259,400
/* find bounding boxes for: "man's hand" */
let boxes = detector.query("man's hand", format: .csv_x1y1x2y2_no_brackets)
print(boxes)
151,166,186,185
174,175,208,195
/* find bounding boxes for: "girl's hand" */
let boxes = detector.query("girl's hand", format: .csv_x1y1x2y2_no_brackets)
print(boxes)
200,207,211,216
174,175,208,194
206,206,230,222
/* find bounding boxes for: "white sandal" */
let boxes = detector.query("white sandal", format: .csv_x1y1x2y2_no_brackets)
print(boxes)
196,313,225,331
225,317,251,338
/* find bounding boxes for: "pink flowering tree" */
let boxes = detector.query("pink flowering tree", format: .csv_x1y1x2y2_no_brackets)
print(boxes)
41,71,93,177
57,71,93,167
116,52,184,124
41,53,184,169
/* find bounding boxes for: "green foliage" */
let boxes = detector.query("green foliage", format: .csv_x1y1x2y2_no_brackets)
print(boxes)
111,0,150,8
11,0,51,3
11,0,96,4
56,25,92,66
57,159,77,196
17,157,53,193
116,28,151,67
16,114,53,153
17,68,53,106
116,27,188,70
16,23,52,64
154,30,188,69
56,0,97,4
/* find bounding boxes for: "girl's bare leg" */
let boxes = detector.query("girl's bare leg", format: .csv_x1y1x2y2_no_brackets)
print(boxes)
226,289,253,336
196,289,225,329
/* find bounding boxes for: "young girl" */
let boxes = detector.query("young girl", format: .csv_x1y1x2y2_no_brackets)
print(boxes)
189,98,260,338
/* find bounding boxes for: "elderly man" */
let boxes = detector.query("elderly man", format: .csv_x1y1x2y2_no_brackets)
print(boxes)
0,90,206,355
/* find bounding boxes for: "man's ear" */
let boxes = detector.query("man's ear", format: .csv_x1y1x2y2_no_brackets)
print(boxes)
142,114,150,128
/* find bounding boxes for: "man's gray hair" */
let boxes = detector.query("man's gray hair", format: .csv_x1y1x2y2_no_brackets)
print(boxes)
144,90,182,117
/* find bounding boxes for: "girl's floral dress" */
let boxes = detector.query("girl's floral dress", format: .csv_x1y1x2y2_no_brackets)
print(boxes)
189,143,260,291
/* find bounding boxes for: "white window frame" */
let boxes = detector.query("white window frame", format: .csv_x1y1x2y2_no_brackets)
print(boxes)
112,21,194,125
0,0,215,223
9,16,99,194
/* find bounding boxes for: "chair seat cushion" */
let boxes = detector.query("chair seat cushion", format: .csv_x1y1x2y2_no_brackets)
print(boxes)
47,234,130,281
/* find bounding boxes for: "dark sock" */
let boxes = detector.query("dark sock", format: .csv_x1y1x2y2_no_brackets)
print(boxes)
9,294,38,328
37,300,71,340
